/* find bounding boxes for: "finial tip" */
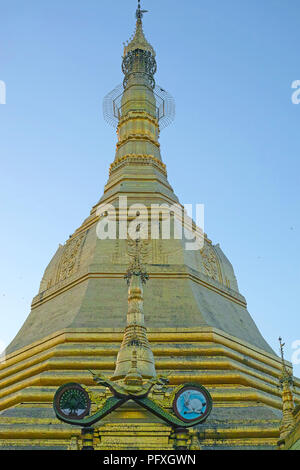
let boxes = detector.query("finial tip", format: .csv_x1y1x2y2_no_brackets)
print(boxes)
136,0,148,20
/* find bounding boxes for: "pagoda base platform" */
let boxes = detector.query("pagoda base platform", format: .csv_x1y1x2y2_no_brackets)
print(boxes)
0,327,299,450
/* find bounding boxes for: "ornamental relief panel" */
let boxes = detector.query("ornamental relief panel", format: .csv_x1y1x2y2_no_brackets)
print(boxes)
111,238,182,266
112,239,152,265
200,244,223,284
56,233,86,283
127,238,151,263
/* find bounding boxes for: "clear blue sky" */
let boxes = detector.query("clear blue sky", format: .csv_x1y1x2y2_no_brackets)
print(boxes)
0,0,299,376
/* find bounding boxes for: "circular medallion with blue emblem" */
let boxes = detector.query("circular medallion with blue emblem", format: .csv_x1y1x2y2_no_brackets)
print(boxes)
173,384,212,424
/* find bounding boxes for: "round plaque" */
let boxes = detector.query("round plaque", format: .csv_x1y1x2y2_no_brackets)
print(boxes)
173,384,212,424
54,383,91,420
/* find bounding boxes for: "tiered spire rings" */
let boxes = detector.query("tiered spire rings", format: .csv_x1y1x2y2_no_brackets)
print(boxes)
112,240,156,381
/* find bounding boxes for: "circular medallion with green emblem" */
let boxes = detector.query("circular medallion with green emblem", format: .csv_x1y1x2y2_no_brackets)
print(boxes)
54,383,91,420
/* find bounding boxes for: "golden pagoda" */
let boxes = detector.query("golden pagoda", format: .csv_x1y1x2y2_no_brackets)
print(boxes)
0,2,299,450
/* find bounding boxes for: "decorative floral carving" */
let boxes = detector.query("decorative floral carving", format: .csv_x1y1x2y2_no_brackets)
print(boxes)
83,386,108,413
56,234,85,283
201,244,220,282
111,239,183,266
109,154,167,177
127,238,151,263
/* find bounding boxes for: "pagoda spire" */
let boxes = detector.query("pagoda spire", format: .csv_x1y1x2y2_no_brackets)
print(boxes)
102,0,175,175
123,1,155,58
278,337,295,439
112,239,156,381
